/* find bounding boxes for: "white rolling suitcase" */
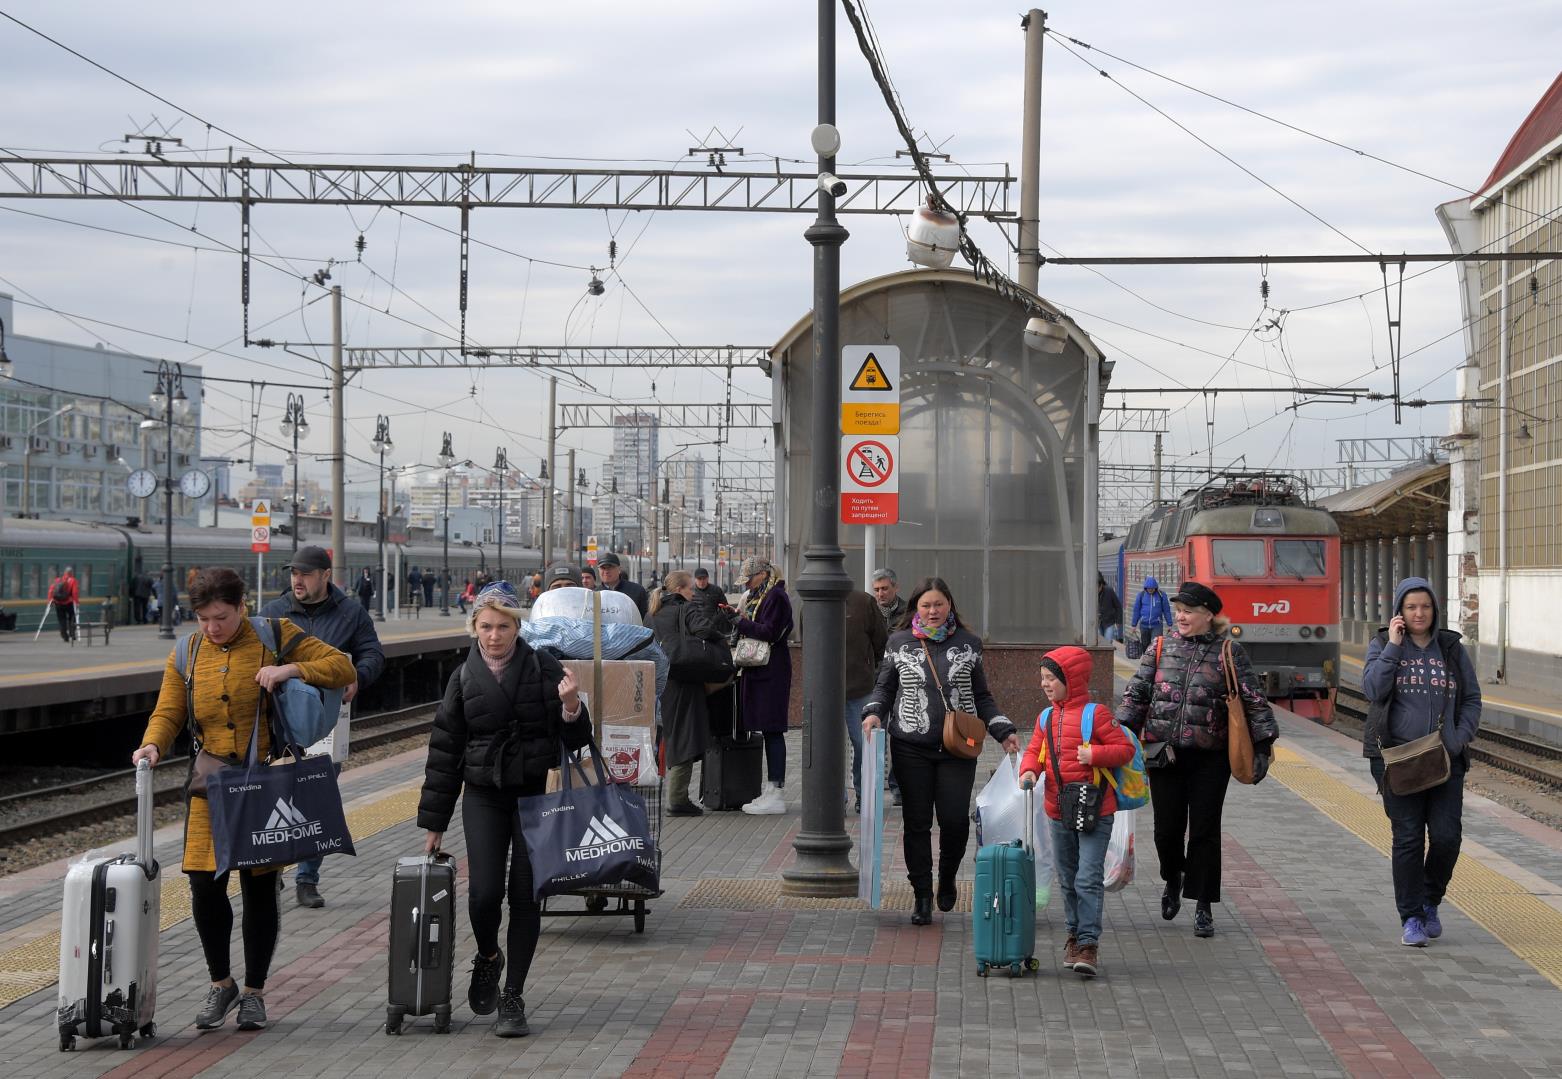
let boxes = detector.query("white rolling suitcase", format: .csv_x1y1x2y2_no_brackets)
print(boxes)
56,758,161,1051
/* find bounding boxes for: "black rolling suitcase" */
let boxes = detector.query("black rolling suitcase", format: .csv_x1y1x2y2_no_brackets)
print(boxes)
700,684,763,810
386,853,456,1034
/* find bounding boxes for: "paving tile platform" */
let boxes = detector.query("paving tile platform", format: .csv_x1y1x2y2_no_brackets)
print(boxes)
2,674,1561,1078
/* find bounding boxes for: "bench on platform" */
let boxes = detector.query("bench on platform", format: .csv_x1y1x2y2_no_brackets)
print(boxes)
75,604,114,646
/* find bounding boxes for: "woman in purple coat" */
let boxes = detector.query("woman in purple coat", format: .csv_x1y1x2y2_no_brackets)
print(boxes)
734,557,793,815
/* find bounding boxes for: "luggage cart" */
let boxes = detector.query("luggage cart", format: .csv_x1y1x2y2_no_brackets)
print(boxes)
539,770,663,933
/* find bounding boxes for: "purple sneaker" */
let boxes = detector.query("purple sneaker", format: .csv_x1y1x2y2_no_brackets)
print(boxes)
1401,916,1428,947
1423,905,1442,939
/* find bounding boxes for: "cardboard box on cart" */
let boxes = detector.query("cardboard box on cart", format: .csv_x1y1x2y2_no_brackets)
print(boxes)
546,657,657,790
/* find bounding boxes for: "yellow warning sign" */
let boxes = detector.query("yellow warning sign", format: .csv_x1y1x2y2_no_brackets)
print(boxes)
849,353,894,392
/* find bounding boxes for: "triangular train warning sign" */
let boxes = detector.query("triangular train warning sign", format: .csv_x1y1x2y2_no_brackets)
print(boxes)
849,353,893,392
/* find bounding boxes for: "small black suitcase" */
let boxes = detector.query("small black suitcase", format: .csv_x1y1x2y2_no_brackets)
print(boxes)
386,853,456,1034
701,736,764,810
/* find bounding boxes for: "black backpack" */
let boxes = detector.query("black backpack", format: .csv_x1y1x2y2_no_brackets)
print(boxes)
51,578,71,603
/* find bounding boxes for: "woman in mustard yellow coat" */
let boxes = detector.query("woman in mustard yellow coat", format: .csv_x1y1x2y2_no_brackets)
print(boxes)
132,567,354,1032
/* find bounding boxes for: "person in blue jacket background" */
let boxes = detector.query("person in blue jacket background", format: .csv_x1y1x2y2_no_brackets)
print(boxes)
1360,576,1481,948
1131,577,1173,643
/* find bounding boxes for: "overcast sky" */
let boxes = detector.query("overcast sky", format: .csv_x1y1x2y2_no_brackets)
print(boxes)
1,1,1558,522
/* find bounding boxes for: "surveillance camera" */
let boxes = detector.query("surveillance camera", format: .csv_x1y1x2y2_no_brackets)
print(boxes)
818,172,848,198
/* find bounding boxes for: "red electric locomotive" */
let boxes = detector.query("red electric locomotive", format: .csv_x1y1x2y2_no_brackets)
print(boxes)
1121,472,1340,722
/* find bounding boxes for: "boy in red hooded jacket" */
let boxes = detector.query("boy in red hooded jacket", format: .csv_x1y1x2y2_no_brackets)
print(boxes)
1019,646,1134,978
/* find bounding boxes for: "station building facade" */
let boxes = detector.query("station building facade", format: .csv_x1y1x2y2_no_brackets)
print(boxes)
0,293,203,527
1436,72,1562,690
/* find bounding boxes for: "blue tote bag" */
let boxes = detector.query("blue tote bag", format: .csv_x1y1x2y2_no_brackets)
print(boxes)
206,708,356,875
516,739,659,901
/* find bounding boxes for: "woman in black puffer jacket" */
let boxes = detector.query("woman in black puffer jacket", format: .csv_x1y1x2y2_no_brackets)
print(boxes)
418,582,591,1038
1119,581,1277,940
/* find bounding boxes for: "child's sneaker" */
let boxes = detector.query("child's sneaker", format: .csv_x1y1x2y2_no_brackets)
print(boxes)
1062,935,1079,969
1401,916,1429,947
1073,943,1098,977
1422,905,1442,939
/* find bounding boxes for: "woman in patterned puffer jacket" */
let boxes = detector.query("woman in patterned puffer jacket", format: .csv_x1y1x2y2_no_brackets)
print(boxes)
1119,581,1277,939
862,577,1019,926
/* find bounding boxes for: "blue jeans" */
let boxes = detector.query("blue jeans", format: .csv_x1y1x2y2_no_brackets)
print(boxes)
844,694,869,798
1050,814,1114,947
1370,756,1466,922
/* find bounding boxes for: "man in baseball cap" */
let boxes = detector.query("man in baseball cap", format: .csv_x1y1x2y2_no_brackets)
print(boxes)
259,542,384,910
690,566,722,616
595,551,648,617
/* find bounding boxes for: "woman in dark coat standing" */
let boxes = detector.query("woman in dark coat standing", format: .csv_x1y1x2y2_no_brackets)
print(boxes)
418,581,592,1038
862,577,1018,924
649,569,735,815
733,557,793,815
1119,581,1277,940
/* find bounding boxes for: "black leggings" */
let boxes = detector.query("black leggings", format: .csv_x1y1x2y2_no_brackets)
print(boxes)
187,868,280,990
1147,746,1231,903
890,738,979,897
463,784,540,993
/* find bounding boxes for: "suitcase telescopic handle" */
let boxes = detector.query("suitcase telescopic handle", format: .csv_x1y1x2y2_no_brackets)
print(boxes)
135,757,154,870
1023,783,1034,857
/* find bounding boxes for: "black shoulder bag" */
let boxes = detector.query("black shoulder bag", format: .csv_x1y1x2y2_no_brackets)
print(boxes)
1047,707,1105,833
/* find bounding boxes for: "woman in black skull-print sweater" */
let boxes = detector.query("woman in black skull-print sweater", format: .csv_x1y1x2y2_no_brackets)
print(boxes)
862,577,1018,925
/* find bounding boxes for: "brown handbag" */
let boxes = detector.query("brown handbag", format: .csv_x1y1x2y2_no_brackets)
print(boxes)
922,640,986,759
1380,730,1450,795
1222,639,1256,785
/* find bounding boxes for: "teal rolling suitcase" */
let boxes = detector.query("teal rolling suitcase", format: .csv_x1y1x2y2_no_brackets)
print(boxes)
973,787,1039,977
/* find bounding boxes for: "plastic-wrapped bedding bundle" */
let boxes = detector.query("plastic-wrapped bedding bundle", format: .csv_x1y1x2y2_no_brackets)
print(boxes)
520,616,669,723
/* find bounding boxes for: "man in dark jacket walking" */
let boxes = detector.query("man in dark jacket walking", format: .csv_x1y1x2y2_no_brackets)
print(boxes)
843,589,888,812
1361,576,1481,948
689,567,724,616
597,551,649,618
356,568,375,612
260,545,385,909
408,566,423,611
130,569,153,625
1098,574,1124,642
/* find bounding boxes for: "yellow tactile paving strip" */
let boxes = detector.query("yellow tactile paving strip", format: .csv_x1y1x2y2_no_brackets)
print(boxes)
1269,745,1562,989
0,786,419,1009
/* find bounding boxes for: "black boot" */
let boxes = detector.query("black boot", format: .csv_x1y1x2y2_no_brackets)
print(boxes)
911,895,933,925
1161,875,1182,921
936,875,957,913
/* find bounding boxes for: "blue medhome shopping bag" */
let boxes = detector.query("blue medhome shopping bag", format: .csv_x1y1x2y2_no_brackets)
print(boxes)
516,738,659,901
206,712,355,875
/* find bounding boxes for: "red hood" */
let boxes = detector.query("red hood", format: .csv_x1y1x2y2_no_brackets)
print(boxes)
1044,646,1094,707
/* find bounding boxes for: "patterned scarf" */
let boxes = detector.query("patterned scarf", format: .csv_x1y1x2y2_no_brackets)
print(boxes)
911,611,956,642
742,576,777,621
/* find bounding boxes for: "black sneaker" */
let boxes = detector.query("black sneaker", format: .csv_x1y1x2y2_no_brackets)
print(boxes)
667,802,704,817
494,988,530,1038
1194,902,1215,938
468,951,504,1015
296,882,325,909
194,982,239,1029
236,993,268,1031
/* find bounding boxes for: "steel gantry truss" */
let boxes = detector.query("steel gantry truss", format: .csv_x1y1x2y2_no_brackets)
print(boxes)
0,156,1015,217
559,404,770,430
343,345,772,371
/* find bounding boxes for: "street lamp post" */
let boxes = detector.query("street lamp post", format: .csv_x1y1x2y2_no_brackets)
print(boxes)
784,0,856,896
371,414,393,622
438,432,456,615
280,393,309,555
577,468,588,564
150,362,189,641
493,447,509,582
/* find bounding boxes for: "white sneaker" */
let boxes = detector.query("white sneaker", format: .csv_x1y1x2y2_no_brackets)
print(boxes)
741,783,786,815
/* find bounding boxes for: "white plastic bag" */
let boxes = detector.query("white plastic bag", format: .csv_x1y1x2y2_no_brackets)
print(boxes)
1103,808,1136,892
1032,775,1054,910
974,755,1027,846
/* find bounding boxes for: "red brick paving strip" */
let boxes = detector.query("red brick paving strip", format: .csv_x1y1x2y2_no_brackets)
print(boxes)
622,989,758,1079
1223,836,1439,1079
95,913,388,1079
837,989,936,1079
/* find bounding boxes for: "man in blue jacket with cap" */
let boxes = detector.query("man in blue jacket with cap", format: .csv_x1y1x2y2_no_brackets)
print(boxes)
1131,577,1173,645
260,545,385,908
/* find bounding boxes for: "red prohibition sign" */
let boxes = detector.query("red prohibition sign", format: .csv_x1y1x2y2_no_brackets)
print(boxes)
847,440,894,488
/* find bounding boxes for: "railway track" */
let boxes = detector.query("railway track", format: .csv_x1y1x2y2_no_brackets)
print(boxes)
0,704,436,849
1331,688,1562,789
